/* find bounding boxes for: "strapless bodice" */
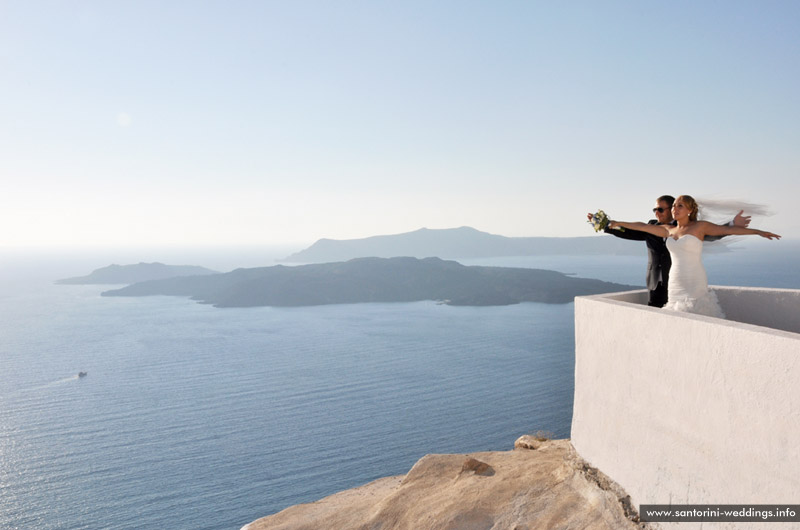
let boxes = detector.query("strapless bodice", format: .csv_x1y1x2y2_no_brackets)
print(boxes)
666,235,706,292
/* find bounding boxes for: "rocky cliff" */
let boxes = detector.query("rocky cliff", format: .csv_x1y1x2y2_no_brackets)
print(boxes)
243,437,651,530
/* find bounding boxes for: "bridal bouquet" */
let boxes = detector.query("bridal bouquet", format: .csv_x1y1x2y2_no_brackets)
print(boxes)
588,210,624,232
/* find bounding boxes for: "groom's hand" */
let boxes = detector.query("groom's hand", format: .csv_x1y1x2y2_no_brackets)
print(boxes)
734,210,751,228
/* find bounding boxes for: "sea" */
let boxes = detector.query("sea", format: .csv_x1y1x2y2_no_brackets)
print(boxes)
1,240,798,530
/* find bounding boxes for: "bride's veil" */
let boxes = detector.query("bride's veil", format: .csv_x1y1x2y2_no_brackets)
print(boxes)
695,198,774,250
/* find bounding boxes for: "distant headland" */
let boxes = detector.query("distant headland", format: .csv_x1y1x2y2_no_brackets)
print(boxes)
282,226,646,263
56,262,219,285
101,256,637,307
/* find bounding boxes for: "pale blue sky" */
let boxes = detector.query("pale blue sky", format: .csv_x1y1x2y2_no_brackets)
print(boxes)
2,1,798,246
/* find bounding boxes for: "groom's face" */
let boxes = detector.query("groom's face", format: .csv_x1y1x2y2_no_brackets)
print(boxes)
654,200,673,224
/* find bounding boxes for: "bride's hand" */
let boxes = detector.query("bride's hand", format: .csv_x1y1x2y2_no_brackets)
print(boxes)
608,221,618,229
758,230,781,240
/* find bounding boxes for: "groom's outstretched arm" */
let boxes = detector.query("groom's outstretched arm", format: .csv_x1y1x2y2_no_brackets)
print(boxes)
603,224,649,241
705,210,751,242
603,227,648,241
587,212,650,241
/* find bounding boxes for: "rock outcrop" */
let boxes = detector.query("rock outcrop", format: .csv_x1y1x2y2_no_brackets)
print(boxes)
243,438,650,530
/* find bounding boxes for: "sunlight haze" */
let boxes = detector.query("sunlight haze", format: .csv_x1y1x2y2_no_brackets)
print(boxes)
2,1,798,247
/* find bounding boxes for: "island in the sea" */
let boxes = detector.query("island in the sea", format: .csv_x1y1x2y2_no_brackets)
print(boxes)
101,256,638,307
57,262,219,285
282,226,647,263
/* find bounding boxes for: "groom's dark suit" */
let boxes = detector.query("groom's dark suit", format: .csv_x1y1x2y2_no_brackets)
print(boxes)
604,219,673,307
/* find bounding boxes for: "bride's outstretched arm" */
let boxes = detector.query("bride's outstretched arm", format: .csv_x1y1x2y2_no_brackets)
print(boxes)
608,221,670,237
701,221,781,240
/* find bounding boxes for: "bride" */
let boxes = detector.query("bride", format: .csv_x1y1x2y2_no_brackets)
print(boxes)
609,195,781,318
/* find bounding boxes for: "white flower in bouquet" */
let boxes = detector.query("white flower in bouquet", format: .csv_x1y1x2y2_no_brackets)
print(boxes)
588,210,624,232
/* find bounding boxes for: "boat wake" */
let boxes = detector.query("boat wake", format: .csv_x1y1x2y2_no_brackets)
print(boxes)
4,374,89,398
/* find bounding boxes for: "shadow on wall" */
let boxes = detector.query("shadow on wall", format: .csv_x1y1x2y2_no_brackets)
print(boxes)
604,286,800,334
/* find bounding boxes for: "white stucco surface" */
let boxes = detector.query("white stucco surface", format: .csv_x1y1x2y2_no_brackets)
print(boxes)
572,287,800,530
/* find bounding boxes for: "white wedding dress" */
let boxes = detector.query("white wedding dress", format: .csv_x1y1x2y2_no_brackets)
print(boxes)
664,234,725,318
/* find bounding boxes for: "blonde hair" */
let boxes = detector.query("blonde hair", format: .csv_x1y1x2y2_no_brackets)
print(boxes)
676,195,699,221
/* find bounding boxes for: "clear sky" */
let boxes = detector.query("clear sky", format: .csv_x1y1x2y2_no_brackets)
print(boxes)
2,1,798,247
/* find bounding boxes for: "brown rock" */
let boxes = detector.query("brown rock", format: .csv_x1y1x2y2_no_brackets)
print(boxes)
458,457,494,477
242,439,650,530
514,434,546,450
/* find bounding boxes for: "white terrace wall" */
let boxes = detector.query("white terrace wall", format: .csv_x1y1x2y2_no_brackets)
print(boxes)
572,287,800,530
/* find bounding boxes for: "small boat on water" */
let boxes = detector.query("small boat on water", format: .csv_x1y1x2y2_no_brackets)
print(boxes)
78,372,88,378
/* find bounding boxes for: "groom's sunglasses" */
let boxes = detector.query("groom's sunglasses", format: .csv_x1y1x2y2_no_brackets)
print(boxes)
653,207,669,213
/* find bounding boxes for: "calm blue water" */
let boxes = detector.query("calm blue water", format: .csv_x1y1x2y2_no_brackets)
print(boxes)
1,243,797,529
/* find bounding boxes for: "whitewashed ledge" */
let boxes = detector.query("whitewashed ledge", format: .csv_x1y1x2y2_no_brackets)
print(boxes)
572,286,800,530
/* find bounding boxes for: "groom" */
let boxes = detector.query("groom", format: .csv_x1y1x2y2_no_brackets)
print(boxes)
590,195,750,307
